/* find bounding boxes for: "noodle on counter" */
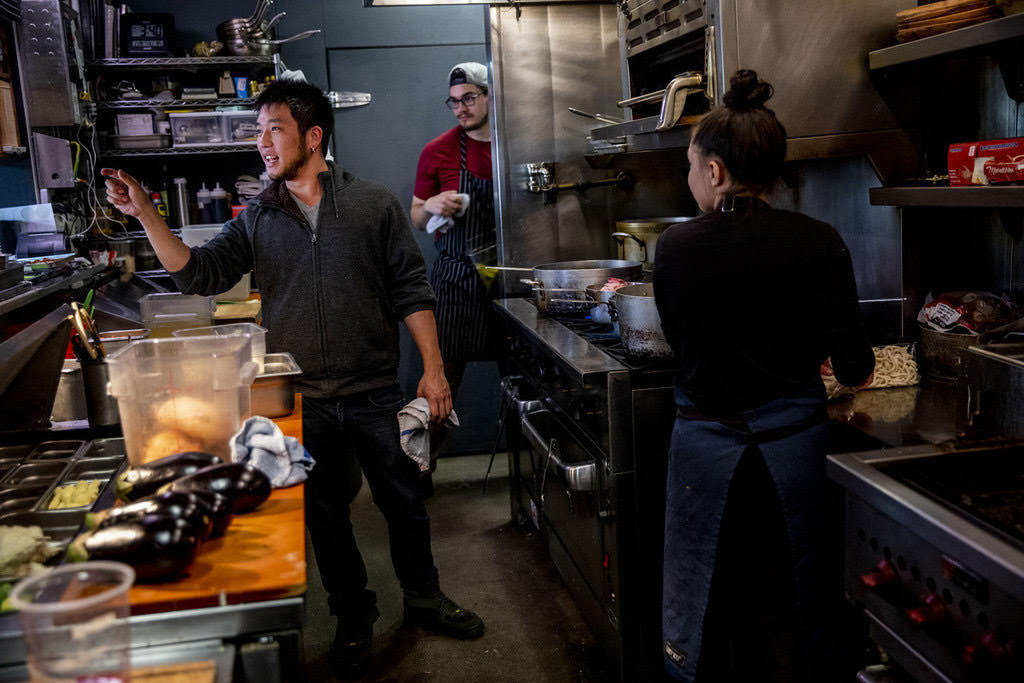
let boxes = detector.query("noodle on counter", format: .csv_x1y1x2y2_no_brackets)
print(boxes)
866,345,919,388
822,344,919,399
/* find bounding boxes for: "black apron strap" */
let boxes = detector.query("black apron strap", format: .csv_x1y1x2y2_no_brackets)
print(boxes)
676,406,827,446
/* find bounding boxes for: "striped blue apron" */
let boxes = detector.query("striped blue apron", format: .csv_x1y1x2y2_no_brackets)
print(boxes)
429,130,496,362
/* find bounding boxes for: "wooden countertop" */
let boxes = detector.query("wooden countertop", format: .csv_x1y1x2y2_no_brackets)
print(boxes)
128,396,306,615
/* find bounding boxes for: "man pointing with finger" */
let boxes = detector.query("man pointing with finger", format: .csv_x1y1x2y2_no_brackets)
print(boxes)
104,78,484,680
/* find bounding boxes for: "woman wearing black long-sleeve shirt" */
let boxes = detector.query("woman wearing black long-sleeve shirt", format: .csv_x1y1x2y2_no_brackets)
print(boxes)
653,70,875,682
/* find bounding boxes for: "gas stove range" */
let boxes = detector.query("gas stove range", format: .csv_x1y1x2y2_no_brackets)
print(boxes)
495,297,676,679
828,444,1024,682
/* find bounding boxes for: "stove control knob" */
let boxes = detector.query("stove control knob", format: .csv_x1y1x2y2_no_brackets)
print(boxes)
859,559,899,590
963,631,1009,669
906,592,949,626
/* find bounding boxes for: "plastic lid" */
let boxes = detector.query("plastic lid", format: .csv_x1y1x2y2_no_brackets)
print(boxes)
211,182,227,198
197,183,210,199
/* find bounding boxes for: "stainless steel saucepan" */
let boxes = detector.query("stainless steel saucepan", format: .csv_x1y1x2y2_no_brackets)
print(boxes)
610,283,674,359
523,260,643,315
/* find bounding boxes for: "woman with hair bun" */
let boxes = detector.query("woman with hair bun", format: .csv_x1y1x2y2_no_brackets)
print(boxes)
653,70,875,682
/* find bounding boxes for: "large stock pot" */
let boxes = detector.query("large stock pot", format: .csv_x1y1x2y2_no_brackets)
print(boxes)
612,283,674,359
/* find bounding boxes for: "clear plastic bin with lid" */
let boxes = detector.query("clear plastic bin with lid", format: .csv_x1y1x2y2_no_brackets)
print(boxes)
173,322,266,372
105,335,258,466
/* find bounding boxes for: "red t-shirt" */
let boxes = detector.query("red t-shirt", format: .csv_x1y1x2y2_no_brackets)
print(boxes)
414,126,492,200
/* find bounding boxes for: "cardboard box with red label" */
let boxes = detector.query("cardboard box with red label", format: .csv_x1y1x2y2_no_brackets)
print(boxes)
948,138,1024,186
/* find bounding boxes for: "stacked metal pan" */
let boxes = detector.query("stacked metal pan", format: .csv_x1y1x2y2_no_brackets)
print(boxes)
0,439,127,580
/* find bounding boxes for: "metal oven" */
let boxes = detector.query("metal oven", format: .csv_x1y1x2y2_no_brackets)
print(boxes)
496,298,676,680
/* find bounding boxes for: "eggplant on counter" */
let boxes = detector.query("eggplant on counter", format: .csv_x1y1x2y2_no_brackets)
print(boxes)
67,515,204,582
116,451,222,502
160,462,271,514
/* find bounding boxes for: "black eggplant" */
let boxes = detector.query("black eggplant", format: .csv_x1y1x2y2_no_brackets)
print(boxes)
161,463,271,514
85,491,214,541
66,515,202,582
116,451,222,502
189,489,234,538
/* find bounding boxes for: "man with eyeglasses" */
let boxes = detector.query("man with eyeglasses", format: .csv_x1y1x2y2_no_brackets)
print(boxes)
411,62,498,456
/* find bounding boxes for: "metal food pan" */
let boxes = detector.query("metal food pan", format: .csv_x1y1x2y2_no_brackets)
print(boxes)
0,485,49,515
251,352,301,418
4,461,68,488
0,444,32,463
25,440,86,461
0,509,86,552
39,457,125,511
78,437,127,460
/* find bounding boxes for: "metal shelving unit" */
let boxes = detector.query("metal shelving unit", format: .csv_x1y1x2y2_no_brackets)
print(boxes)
869,186,1024,208
97,97,257,110
869,12,1024,70
100,144,257,157
89,56,276,69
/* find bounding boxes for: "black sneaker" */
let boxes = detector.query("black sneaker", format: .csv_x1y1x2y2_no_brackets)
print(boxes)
403,591,485,640
331,629,372,681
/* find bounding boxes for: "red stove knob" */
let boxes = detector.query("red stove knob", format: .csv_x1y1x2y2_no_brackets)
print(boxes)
859,560,899,589
963,631,1009,667
906,592,949,626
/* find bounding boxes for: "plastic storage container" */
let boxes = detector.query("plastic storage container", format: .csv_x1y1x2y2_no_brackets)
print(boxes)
106,335,258,465
169,111,226,147
173,322,266,372
179,225,252,300
139,292,215,338
222,111,258,143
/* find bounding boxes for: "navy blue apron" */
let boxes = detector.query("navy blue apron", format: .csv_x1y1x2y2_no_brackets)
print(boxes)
662,389,833,681
430,130,496,362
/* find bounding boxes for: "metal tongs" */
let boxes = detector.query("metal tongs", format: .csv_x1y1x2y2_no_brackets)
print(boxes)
69,302,104,361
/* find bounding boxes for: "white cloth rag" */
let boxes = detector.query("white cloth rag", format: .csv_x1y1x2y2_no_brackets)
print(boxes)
398,397,460,472
230,416,315,488
425,193,470,235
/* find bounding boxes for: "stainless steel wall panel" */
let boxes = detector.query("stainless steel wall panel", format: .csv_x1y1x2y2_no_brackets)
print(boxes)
16,0,81,126
489,4,623,287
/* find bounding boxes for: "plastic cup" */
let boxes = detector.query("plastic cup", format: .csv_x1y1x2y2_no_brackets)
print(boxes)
9,561,135,682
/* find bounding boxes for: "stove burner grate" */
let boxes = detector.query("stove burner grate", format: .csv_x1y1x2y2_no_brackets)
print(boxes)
884,448,1024,549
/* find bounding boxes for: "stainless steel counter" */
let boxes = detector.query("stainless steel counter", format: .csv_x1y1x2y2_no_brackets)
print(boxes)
494,298,626,382
828,380,962,450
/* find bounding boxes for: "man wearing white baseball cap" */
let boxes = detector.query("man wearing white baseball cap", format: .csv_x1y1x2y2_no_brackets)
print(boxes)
411,62,499,442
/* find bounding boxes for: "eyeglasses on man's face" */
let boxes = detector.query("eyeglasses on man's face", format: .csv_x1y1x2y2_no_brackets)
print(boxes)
445,92,484,110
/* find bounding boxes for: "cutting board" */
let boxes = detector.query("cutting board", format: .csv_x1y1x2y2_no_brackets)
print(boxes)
127,395,306,614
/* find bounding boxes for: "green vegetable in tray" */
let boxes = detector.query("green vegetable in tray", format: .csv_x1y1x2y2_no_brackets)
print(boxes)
0,582,13,613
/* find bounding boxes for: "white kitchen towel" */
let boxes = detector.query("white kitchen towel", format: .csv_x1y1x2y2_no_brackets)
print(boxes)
424,193,471,235
398,397,460,472
230,416,315,488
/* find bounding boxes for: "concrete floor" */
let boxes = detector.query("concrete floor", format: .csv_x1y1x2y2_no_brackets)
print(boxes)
301,453,613,682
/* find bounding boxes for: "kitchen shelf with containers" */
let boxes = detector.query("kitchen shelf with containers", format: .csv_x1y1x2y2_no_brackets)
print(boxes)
90,56,275,156
866,8,1024,208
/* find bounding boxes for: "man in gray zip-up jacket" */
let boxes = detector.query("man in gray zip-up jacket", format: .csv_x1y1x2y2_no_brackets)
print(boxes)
103,79,484,680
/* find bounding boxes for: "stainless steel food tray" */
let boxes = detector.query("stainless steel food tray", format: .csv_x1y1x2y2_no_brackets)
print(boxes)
251,352,301,418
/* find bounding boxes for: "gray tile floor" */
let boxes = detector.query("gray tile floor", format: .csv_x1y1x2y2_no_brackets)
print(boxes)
301,453,613,682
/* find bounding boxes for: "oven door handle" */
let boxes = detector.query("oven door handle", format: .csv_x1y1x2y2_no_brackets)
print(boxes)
521,410,597,492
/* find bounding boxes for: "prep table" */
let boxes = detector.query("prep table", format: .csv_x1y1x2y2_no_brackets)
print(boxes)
0,395,306,682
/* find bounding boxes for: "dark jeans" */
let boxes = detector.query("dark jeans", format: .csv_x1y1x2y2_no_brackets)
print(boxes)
303,384,440,634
